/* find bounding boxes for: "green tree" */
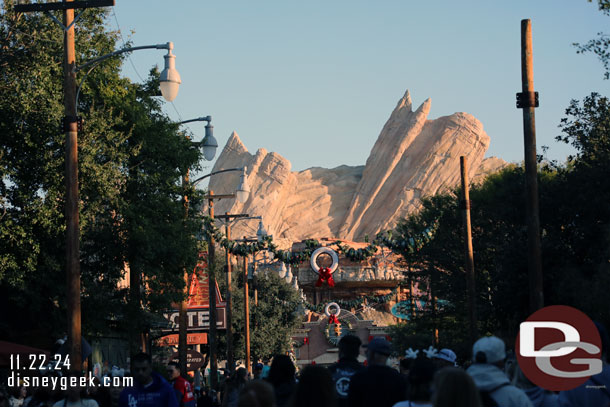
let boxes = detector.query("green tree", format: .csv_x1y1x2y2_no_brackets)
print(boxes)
0,2,204,347
217,261,301,364
390,139,610,360
575,0,610,78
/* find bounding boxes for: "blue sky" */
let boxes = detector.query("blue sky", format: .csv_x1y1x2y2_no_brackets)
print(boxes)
112,1,609,175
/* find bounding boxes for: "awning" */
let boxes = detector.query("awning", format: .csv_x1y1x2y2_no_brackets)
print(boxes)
0,341,50,367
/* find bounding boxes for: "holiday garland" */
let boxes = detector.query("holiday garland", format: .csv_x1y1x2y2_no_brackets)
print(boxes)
323,315,354,346
301,287,403,313
201,216,439,265
202,216,321,263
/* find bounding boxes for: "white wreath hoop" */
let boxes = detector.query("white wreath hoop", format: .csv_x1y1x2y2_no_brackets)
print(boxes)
310,247,339,275
324,302,341,317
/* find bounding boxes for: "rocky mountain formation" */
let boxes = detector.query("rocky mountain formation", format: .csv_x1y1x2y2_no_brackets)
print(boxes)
206,89,506,246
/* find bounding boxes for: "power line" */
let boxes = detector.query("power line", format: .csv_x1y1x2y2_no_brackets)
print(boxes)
170,101,183,122
111,7,185,122
111,7,144,82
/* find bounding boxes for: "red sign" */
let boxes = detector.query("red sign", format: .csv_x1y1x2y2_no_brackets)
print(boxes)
163,252,227,331
187,252,224,307
156,333,208,346
515,305,602,391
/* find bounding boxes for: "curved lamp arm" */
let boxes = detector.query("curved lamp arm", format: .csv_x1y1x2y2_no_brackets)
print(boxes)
180,116,212,125
74,43,171,73
75,42,175,113
191,167,244,186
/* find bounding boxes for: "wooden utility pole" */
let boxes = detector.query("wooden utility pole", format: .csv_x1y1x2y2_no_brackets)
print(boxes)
14,0,118,374
207,191,218,391
460,156,478,346
63,2,82,374
243,242,251,374
518,19,544,313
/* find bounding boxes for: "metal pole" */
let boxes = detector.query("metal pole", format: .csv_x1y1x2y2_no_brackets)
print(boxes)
408,265,415,320
208,191,218,391
225,217,234,372
251,254,257,367
178,172,189,376
63,2,82,373
253,254,258,306
519,19,544,312
243,244,251,374
460,156,478,346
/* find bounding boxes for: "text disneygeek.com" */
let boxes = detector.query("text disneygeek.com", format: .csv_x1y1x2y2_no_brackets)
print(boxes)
8,372,133,391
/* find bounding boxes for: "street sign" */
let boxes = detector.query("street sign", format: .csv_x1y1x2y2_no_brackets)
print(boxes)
162,307,226,331
157,333,208,347
170,350,205,371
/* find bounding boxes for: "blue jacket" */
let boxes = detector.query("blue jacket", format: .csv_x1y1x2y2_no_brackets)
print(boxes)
523,386,559,407
467,363,534,407
559,364,610,407
119,373,179,407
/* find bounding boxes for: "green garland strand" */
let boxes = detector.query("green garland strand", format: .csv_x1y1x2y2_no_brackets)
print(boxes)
201,216,438,265
301,287,403,312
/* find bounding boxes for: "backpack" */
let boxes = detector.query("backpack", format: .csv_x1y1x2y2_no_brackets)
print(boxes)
479,383,509,407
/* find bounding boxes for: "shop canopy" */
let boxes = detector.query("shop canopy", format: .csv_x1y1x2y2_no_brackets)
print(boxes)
0,340,49,367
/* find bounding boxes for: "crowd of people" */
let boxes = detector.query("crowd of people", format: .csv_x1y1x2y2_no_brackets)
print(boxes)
2,322,609,407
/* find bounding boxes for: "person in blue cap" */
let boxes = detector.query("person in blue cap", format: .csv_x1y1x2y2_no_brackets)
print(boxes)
347,337,406,407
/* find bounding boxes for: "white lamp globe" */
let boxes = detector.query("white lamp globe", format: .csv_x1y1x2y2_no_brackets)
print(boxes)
201,124,218,161
160,44,181,101
256,220,267,242
236,167,250,203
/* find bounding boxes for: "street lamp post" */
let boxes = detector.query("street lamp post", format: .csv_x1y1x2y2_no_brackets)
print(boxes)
177,116,216,376
214,213,249,373
194,168,249,390
179,116,218,161
214,215,264,372
13,0,179,372
234,236,260,374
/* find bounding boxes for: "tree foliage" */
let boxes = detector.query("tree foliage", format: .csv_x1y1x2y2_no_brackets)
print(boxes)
389,93,610,361
216,261,301,363
575,0,610,78
0,2,205,344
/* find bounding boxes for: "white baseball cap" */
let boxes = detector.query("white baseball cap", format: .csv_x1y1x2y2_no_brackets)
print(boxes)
472,336,506,364
434,348,457,365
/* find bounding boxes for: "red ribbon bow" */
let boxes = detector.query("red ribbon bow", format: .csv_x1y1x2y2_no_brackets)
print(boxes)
315,267,335,287
328,314,339,325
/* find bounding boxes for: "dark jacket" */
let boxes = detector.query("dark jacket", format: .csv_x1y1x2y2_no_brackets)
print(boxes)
328,358,364,407
347,364,406,407
273,381,295,407
119,373,179,407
